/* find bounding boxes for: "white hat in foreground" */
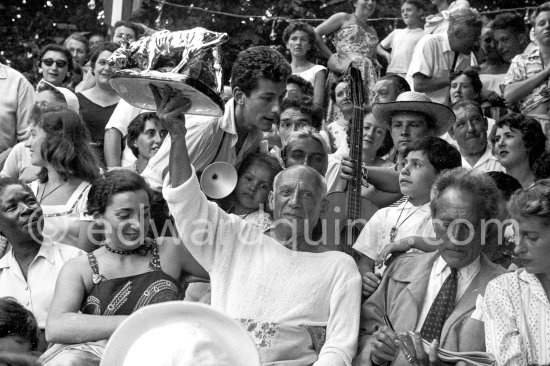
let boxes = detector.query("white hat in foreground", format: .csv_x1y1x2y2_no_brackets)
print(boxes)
100,302,260,366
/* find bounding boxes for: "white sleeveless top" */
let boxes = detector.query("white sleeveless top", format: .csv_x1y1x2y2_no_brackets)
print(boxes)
294,64,327,86
30,180,92,247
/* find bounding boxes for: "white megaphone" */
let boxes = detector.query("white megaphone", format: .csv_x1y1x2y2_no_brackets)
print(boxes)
200,162,238,199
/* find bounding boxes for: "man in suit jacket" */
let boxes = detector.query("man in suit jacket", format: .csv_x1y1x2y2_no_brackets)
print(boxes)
354,167,506,365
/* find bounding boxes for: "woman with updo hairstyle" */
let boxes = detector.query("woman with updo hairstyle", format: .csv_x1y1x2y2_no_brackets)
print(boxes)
490,113,547,188
76,42,121,165
24,109,101,252
483,179,550,366
124,112,168,174
42,169,208,365
283,22,327,107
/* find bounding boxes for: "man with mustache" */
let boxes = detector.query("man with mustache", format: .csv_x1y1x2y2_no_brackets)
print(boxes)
449,99,504,172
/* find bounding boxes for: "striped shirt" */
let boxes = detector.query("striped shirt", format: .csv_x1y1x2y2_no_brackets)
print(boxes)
483,269,550,366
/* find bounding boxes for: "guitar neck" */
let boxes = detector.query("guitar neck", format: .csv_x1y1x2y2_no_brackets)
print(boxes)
346,105,364,221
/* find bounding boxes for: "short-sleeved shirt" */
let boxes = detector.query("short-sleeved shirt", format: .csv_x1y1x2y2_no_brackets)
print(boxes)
0,63,34,152
381,28,425,76
0,242,84,327
352,198,435,261
142,98,263,191
502,46,550,113
406,32,477,105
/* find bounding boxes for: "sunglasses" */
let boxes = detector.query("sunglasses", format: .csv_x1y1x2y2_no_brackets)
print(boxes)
41,58,68,68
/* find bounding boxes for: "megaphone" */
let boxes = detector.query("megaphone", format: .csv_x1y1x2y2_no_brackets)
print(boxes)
200,162,238,199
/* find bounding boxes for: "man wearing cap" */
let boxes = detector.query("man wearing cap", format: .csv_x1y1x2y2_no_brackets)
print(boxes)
406,8,482,105
449,100,504,172
354,168,505,366
161,91,362,365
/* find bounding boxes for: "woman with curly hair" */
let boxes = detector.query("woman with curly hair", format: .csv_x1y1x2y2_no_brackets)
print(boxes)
41,169,208,365
37,44,73,89
283,22,327,107
490,113,547,188
24,109,101,252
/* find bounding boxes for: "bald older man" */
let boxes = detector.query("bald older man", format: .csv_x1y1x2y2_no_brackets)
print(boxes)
161,92,361,365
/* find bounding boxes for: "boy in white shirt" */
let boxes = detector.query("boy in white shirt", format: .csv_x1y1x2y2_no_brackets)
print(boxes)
352,136,462,296
377,0,425,78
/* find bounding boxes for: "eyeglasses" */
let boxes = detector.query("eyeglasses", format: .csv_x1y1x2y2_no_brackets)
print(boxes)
41,58,68,68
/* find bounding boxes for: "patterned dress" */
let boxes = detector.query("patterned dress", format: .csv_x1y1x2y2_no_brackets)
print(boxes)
40,241,183,365
327,24,379,122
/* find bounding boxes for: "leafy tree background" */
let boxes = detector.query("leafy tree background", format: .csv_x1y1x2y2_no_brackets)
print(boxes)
0,0,543,83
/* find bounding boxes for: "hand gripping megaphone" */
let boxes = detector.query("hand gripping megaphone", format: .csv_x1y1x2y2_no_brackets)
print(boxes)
199,162,238,199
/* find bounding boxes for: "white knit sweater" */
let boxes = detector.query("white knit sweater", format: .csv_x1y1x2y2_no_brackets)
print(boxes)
163,171,362,366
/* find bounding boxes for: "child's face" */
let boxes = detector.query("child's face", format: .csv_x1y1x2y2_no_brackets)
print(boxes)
0,335,32,353
235,163,273,211
401,3,422,26
398,150,437,201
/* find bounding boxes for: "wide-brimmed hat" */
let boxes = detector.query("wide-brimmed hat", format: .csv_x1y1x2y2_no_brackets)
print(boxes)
372,91,455,137
100,302,260,366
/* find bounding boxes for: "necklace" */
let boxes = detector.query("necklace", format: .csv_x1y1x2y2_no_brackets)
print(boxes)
38,181,65,203
389,198,428,242
104,243,149,256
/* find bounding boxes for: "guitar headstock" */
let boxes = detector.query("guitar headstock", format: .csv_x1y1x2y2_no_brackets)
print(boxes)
344,64,364,109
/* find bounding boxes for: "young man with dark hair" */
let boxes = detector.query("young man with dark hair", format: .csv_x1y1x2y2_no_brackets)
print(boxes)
112,20,140,44
140,46,291,191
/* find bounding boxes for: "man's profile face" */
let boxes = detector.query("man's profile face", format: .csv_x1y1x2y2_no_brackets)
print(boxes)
269,166,325,238
236,78,287,132
433,188,484,269
284,137,328,176
494,28,525,63
372,79,399,104
451,105,487,155
278,107,314,145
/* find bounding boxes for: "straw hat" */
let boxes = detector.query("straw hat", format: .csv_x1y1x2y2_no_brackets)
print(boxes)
36,79,80,113
100,302,260,366
372,91,455,137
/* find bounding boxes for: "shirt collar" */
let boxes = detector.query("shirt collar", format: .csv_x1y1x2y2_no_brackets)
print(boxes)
0,242,55,269
220,98,238,136
434,254,481,282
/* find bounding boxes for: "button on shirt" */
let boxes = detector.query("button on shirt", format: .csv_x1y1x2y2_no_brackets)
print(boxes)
415,255,481,331
406,32,477,105
0,242,84,328
141,98,263,191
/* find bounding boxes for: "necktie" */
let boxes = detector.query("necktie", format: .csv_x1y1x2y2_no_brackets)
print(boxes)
420,267,459,342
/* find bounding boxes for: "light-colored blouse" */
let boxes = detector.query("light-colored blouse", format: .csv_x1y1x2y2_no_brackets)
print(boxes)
29,180,92,247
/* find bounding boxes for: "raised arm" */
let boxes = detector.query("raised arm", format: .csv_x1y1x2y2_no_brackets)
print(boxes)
315,13,348,59
46,257,127,343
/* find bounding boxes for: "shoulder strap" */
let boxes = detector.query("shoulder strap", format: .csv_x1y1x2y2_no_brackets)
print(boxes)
148,239,161,271
87,252,100,274
212,131,227,164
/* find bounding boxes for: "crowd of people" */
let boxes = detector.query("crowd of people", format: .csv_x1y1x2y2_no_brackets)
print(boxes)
1,0,550,365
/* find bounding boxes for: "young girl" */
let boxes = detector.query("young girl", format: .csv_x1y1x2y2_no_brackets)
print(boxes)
41,170,208,365
230,152,282,232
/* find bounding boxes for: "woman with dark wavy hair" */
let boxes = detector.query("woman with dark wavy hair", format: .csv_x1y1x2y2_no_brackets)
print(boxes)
24,109,101,252
283,22,327,107
490,113,547,188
